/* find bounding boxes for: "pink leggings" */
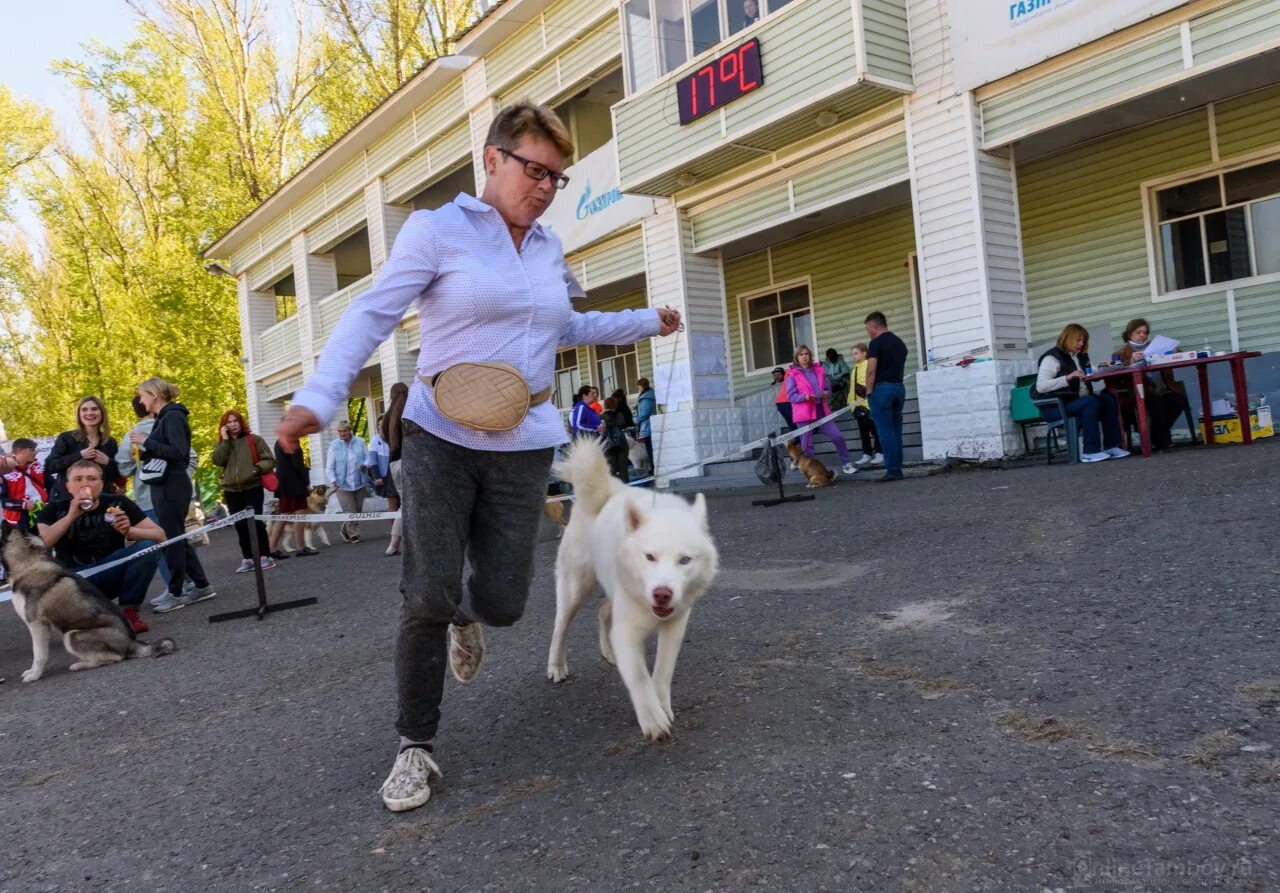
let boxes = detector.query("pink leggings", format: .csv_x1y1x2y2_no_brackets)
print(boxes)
800,421,850,463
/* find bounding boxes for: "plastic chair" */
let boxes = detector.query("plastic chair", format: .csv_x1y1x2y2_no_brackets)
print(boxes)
1030,395,1081,464
1009,385,1044,454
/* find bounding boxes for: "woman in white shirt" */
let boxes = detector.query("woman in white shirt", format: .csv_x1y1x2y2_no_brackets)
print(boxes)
1031,324,1127,463
275,104,681,813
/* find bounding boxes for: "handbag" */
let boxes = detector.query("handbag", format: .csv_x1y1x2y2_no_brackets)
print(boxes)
422,362,552,432
248,436,279,492
138,456,168,483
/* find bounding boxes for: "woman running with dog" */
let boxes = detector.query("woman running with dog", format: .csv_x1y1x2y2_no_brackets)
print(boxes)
276,103,681,814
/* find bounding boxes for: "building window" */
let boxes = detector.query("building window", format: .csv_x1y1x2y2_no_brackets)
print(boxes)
553,349,582,411
741,283,813,373
624,0,789,93
595,343,640,399
273,272,297,322
1154,157,1280,293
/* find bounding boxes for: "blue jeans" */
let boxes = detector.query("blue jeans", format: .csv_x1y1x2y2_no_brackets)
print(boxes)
143,508,172,584
77,541,162,608
1042,391,1122,455
868,382,906,477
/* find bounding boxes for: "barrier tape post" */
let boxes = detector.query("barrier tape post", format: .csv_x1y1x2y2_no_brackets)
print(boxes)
751,433,816,508
209,510,318,624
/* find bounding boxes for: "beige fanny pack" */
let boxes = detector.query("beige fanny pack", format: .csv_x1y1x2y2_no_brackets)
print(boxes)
421,362,553,432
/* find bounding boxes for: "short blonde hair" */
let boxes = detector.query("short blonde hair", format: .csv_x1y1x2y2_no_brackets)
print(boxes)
138,377,180,403
1056,324,1089,352
485,103,573,158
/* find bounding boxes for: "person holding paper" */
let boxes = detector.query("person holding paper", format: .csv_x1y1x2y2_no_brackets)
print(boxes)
1114,318,1190,451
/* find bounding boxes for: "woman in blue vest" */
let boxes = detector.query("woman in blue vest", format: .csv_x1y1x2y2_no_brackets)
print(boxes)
1032,324,1128,463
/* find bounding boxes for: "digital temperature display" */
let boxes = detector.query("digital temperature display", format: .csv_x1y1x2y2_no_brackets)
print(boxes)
676,38,764,126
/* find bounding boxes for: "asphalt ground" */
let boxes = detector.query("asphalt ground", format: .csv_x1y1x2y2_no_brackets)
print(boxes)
0,441,1276,892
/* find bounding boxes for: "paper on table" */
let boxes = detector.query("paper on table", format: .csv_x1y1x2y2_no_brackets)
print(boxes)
1141,334,1180,356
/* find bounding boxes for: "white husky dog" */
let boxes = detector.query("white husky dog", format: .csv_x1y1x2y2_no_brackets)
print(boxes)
549,440,719,741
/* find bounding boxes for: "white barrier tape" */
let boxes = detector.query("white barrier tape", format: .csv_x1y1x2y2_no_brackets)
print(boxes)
545,404,853,503
253,511,401,523
76,509,254,580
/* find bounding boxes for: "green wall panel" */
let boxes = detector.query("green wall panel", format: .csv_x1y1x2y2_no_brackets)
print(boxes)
724,203,917,398
1214,84,1280,158
1019,91,1280,356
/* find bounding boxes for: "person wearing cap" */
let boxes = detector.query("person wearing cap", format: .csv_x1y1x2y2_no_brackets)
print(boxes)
772,367,796,433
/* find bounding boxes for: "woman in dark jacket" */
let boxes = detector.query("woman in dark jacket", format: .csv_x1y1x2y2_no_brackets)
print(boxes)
268,436,316,559
131,377,215,612
211,409,276,574
44,396,121,501
608,388,635,430
1112,318,1190,451
381,382,409,556
600,397,630,482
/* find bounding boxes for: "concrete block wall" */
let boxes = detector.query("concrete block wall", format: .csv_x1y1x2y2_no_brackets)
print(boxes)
916,358,1034,460
651,407,746,482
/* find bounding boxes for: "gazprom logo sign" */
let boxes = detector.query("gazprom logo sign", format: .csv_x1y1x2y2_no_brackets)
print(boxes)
576,180,625,221
541,139,655,256
1008,0,1052,23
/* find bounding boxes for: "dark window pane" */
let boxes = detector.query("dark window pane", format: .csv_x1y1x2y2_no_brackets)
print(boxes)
1205,208,1252,283
767,0,792,10
1157,177,1221,220
1252,197,1280,275
1225,159,1280,204
772,314,795,363
749,320,773,369
747,293,778,320
690,0,721,55
1160,218,1206,290
778,286,809,312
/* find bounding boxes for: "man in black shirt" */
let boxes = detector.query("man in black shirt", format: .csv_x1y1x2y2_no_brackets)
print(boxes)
864,311,909,481
37,459,167,634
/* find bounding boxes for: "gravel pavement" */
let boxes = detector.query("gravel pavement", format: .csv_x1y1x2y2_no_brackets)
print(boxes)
0,442,1276,892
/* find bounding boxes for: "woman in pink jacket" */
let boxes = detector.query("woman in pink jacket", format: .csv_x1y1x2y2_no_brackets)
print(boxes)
787,345,856,475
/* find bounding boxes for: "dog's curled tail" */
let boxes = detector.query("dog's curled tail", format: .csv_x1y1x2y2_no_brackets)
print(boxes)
554,439,615,517
134,638,178,659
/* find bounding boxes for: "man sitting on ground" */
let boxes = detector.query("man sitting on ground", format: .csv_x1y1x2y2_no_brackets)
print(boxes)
36,458,167,634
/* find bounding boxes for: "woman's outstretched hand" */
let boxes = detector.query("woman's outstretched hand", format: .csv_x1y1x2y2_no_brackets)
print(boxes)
657,306,682,336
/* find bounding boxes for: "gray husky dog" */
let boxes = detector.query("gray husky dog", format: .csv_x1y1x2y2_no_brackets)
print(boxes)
1,530,176,682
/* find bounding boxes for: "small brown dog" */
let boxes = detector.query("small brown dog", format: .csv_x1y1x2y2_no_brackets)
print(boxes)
786,440,835,488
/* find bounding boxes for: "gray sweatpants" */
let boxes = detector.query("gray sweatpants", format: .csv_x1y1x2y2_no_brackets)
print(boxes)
395,421,553,741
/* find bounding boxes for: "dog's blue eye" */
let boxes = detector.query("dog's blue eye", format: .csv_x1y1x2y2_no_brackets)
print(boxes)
679,556,692,565
645,553,656,562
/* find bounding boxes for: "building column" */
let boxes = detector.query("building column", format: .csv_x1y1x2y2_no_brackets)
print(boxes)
365,178,416,403
904,0,1035,460
640,205,741,481
364,178,412,272
464,61,494,196
291,233,341,482
236,274,284,436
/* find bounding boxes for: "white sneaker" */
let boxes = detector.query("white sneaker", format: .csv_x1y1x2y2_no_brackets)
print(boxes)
869,453,884,466
1105,447,1130,459
380,747,442,812
854,454,874,467
841,462,857,475
1081,451,1111,463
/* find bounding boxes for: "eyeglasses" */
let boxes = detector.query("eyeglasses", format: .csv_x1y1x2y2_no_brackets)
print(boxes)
498,148,570,190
